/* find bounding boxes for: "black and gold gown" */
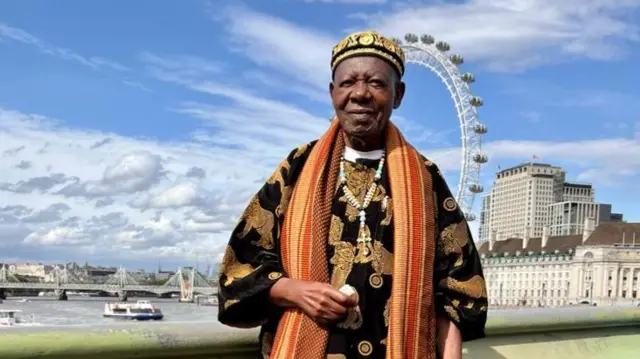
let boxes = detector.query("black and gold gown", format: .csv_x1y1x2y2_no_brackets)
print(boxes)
217,141,488,358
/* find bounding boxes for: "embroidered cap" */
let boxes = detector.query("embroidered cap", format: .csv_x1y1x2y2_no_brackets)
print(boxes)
331,30,405,78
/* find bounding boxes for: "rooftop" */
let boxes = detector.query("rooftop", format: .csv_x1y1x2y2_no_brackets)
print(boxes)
478,222,640,255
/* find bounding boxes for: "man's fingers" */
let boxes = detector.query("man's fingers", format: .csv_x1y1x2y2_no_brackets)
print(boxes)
318,294,348,316
324,287,351,306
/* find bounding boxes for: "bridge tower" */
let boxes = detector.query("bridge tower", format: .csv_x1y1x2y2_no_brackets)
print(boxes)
104,266,138,302
161,267,214,303
52,266,82,301
0,264,21,300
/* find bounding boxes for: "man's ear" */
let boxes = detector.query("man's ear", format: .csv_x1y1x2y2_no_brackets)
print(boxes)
393,81,406,109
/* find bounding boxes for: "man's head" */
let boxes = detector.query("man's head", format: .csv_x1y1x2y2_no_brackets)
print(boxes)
329,31,406,149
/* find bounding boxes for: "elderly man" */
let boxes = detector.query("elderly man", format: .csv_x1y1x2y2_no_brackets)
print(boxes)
217,30,487,359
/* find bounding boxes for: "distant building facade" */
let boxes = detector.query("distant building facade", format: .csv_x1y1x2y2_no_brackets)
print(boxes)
479,221,640,307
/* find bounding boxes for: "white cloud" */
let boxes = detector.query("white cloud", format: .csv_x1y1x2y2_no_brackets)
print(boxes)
0,106,304,264
367,0,640,71
219,5,336,90
0,23,130,72
423,137,640,188
217,1,639,77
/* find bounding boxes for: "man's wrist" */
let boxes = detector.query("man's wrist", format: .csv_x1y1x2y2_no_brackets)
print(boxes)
269,277,297,308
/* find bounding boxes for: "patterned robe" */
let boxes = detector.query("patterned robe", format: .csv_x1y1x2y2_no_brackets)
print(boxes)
218,141,488,358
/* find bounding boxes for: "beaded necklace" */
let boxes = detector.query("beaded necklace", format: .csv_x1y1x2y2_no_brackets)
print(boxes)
339,149,385,247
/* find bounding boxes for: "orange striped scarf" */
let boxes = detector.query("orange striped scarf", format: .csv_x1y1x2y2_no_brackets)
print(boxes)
272,118,436,359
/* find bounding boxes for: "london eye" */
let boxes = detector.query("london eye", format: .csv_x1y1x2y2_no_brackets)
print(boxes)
396,33,488,222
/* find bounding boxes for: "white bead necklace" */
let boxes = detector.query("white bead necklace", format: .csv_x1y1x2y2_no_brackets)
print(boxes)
339,149,385,244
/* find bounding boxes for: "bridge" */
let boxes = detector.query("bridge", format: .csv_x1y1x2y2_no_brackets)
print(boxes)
0,306,637,358
0,265,217,301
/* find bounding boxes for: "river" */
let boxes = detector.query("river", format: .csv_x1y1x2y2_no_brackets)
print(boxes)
0,296,221,327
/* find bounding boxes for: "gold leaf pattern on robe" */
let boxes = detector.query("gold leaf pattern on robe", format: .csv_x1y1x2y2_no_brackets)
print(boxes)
337,305,363,330
338,163,384,222
465,300,475,309
444,305,460,322
371,241,393,275
267,160,292,218
219,246,257,286
439,221,470,261
293,143,310,159
328,215,344,245
380,197,393,226
224,299,239,310
237,196,275,250
344,162,376,197
330,241,355,288
439,275,487,299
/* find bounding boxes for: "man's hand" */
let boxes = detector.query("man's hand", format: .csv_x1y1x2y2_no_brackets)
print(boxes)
269,278,357,324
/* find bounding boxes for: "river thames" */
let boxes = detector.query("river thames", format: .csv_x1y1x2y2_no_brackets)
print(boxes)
0,296,221,327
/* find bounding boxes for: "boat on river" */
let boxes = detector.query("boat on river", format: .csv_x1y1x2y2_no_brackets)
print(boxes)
103,300,164,321
195,295,218,307
0,309,39,327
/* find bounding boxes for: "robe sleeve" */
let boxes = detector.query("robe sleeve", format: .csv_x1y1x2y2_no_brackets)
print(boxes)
217,142,315,328
427,161,488,341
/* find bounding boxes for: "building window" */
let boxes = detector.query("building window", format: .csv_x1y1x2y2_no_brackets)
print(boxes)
608,290,612,297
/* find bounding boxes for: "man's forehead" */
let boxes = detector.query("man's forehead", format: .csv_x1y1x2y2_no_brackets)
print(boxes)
334,56,395,77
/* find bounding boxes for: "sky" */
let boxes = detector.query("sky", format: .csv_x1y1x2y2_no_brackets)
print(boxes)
1,0,639,270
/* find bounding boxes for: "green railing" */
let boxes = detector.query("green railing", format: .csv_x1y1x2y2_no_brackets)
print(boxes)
0,306,638,358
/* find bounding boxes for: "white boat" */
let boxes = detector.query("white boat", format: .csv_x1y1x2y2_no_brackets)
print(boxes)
0,310,39,327
103,300,164,321
196,295,218,306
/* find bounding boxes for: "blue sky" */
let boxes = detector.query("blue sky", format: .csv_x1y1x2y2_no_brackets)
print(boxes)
1,0,639,269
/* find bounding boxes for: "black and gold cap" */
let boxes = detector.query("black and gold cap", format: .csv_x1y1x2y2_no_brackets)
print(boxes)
331,30,405,77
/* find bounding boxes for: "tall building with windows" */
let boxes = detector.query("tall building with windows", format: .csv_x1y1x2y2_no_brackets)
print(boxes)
562,182,594,202
479,193,491,243
487,163,565,240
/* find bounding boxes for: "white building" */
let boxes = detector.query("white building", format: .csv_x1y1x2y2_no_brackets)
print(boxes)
7,263,56,282
479,220,640,307
486,163,565,240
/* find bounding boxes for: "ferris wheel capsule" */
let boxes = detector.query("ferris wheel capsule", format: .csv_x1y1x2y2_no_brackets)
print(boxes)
450,54,464,65
420,34,435,45
470,97,484,107
473,123,488,134
435,41,450,52
461,73,475,83
404,33,419,43
472,153,488,163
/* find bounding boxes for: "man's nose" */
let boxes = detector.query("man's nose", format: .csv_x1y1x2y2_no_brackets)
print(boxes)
351,81,371,101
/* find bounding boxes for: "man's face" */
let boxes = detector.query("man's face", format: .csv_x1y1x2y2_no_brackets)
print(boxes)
330,56,405,140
